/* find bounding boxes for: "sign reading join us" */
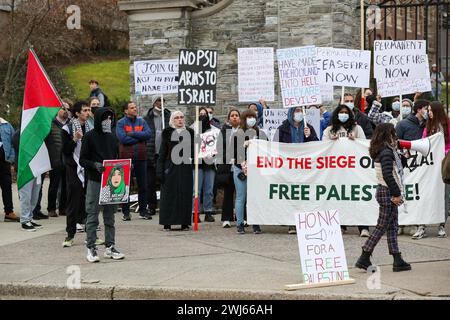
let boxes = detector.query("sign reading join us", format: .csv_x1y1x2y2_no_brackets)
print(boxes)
178,49,218,106
133,59,178,95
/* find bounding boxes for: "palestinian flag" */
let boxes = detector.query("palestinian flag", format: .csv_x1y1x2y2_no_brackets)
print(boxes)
17,49,62,190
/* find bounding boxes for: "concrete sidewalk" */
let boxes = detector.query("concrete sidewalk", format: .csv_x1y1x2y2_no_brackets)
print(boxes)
0,182,449,300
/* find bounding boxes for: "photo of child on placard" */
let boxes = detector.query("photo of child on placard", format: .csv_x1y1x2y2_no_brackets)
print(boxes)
99,159,131,205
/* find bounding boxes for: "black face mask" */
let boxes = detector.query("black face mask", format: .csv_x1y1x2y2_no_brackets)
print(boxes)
199,115,208,122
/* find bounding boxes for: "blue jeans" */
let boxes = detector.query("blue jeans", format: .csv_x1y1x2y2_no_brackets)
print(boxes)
122,160,147,216
192,168,215,213
85,180,116,249
232,165,247,226
19,178,41,223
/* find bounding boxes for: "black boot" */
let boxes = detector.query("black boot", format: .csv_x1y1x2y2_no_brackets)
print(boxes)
205,212,215,222
355,249,372,270
392,252,411,272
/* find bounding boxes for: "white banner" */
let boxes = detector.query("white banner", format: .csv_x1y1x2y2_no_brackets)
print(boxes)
376,78,432,98
247,134,445,226
316,47,371,88
277,46,322,108
134,59,178,95
296,210,350,284
374,40,429,80
238,48,275,102
263,108,320,141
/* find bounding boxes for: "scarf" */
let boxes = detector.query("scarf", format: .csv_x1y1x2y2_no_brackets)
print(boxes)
66,118,92,187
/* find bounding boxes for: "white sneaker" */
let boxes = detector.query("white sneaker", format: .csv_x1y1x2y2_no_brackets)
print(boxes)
360,229,370,237
86,248,100,263
222,221,231,228
409,226,418,236
76,224,85,233
412,226,427,239
438,225,447,238
104,246,125,260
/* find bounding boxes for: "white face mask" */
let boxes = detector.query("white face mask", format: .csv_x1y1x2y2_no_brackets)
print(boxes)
246,117,257,127
401,106,411,116
293,112,304,123
422,109,429,120
208,113,213,121
392,101,401,111
345,102,354,110
338,113,349,123
101,119,112,133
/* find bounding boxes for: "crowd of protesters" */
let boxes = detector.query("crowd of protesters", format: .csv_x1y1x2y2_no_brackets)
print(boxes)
1,77,449,269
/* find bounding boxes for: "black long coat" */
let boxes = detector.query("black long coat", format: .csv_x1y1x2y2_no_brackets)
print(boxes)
157,127,194,226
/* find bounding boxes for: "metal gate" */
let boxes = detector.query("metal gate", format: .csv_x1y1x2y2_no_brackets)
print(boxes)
361,0,450,112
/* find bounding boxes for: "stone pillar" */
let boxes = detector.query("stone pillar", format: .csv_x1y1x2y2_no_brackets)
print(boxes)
119,0,206,116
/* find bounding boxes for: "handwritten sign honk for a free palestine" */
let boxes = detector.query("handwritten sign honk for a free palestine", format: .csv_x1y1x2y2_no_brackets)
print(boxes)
295,210,350,285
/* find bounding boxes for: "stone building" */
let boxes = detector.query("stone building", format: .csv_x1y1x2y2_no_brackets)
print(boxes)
119,0,361,119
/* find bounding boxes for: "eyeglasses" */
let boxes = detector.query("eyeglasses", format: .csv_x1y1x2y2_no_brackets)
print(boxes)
174,116,184,120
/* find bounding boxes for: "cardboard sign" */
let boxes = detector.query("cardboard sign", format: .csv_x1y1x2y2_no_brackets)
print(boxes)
178,49,218,106
263,108,321,141
376,78,432,98
238,47,275,102
374,40,429,80
316,47,371,88
199,127,221,158
99,159,131,205
295,210,350,285
133,59,178,95
277,46,322,108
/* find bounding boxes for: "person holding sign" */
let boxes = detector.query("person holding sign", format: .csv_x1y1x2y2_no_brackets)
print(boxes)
322,105,366,141
157,111,194,231
80,108,125,262
343,93,373,139
356,123,411,272
144,95,171,216
275,106,319,234
191,107,217,223
232,110,268,234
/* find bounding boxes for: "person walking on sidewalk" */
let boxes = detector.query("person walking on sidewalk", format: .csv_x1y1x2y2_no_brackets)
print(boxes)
0,116,19,222
80,107,125,263
116,101,152,221
355,123,411,272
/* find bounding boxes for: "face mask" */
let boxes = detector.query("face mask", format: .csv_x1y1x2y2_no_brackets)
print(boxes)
401,107,411,116
345,102,354,110
154,106,161,112
199,114,207,121
338,113,349,123
208,113,213,121
246,117,257,127
101,119,112,133
293,112,304,123
392,101,401,111
422,110,429,120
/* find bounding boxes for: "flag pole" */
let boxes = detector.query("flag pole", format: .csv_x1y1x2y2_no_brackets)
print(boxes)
360,0,365,113
161,93,165,129
194,105,200,232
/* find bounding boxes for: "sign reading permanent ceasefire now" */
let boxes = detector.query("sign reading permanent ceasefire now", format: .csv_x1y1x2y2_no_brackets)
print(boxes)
178,49,217,106
247,134,445,226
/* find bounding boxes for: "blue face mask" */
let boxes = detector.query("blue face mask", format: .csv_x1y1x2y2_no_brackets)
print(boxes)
401,107,411,117
345,102,354,110
422,110,429,120
293,112,304,123
246,117,257,127
392,101,401,111
338,113,349,123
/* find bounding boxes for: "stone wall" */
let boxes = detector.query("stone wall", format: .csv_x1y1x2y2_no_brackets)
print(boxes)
123,0,359,120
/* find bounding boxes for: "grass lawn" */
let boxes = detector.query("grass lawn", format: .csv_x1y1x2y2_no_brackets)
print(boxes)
63,59,130,103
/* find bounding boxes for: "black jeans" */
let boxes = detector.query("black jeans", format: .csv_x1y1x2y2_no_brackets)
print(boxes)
48,166,66,212
221,172,235,222
0,160,13,213
147,161,158,211
65,165,86,238
123,160,148,216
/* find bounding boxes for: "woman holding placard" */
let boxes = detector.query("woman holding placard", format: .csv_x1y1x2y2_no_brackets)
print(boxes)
355,123,411,272
231,110,268,234
322,105,366,141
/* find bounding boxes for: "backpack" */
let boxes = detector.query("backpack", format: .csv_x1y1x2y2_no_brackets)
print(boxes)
441,152,450,184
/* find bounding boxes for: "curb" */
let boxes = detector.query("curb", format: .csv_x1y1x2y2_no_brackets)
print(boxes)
1,282,447,300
